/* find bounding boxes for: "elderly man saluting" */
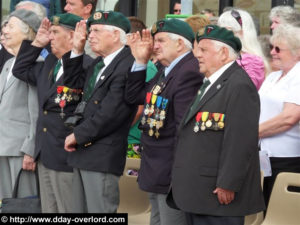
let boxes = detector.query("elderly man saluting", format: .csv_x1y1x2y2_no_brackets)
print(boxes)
167,25,265,225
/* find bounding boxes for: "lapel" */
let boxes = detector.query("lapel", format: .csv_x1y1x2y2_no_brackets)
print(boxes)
42,55,60,107
182,62,238,127
0,57,15,102
90,47,130,95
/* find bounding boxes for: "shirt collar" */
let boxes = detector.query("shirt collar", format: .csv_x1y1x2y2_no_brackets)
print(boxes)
164,51,190,77
206,61,235,86
103,46,124,67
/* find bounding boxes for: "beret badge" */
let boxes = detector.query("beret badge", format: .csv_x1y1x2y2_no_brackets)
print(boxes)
93,12,102,20
53,16,60,25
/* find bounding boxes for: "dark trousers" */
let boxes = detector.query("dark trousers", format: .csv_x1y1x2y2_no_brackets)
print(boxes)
186,213,244,225
263,157,300,207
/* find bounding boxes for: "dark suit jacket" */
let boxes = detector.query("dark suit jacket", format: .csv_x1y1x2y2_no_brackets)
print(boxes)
12,40,93,172
125,52,203,194
0,47,13,72
66,46,136,176
168,62,265,216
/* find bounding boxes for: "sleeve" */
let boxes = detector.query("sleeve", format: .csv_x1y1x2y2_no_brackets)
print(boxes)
237,54,265,90
284,73,300,105
12,40,43,86
216,80,260,192
20,85,39,156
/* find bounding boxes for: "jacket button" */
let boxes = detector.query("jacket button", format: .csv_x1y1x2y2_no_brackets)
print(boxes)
94,100,98,104
44,110,47,115
43,128,47,132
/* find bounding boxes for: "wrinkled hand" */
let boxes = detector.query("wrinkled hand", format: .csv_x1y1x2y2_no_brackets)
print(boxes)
73,20,87,54
128,29,153,65
32,18,51,48
213,187,235,205
23,154,36,171
65,133,77,152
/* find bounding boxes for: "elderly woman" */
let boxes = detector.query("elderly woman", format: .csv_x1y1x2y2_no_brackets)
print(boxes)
269,5,300,30
259,24,300,206
0,10,41,201
218,8,270,90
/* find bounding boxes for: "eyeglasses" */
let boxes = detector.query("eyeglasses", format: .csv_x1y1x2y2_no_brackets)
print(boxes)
174,9,181,12
231,10,242,28
269,44,289,53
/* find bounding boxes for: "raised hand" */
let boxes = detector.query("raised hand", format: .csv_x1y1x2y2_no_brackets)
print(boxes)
32,18,51,48
129,29,153,65
72,20,87,54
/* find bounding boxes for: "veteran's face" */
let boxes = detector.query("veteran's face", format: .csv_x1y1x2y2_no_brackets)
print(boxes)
153,32,178,67
88,24,117,57
194,39,225,77
270,40,298,72
49,25,73,59
4,17,27,51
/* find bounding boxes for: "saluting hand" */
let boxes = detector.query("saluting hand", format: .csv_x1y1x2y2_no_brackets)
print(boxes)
213,187,235,205
32,18,51,48
65,133,77,152
72,20,87,54
128,29,153,65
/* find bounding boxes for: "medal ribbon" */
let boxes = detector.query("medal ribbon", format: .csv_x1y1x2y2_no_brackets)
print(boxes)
151,94,157,105
196,112,202,122
57,86,64,94
161,98,168,109
156,96,163,108
220,114,225,122
213,113,220,122
201,111,209,122
146,92,152,104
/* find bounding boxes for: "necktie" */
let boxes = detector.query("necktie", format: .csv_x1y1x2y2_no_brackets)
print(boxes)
53,60,62,83
185,79,211,123
83,59,105,101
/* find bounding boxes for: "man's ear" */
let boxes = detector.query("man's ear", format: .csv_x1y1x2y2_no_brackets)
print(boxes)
84,3,93,16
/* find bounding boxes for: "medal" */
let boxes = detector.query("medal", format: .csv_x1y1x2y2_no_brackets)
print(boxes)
155,96,163,120
149,94,157,115
160,98,168,120
212,113,220,130
218,114,225,129
205,113,212,128
155,130,160,138
59,99,66,118
152,84,162,95
144,92,152,116
149,128,154,136
201,111,209,131
141,116,146,125
194,112,202,133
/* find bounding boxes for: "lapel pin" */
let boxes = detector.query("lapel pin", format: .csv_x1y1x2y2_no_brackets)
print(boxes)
217,84,221,89
100,76,105,80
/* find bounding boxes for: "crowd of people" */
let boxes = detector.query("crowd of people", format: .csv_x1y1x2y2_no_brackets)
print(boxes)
0,1,300,225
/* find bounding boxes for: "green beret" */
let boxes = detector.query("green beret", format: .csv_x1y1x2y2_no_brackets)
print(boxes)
50,13,83,30
196,25,242,52
151,19,195,44
87,10,131,33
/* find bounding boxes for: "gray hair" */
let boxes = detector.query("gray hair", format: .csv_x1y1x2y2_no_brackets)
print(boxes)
15,1,47,20
212,40,238,60
167,33,192,50
269,5,300,25
102,25,127,45
13,17,36,41
271,23,300,56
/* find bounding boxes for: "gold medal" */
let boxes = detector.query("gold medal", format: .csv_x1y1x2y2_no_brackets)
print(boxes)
206,120,212,128
160,110,166,120
149,128,154,136
218,121,224,129
155,130,160,138
201,122,206,131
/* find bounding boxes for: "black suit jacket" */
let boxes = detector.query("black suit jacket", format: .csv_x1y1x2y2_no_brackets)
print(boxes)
125,52,203,194
0,47,13,72
168,62,265,216
66,46,136,176
12,40,93,172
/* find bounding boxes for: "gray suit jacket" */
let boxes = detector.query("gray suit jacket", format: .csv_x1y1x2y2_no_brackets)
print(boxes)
0,57,38,157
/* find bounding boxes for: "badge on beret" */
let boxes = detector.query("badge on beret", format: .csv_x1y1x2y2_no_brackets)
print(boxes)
206,26,214,34
53,16,60,25
93,12,102,20
151,23,157,33
158,21,164,29
103,12,109,19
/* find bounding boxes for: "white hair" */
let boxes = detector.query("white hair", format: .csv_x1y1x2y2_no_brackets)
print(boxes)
11,16,36,41
211,40,238,60
271,23,300,57
15,1,46,20
102,25,127,45
218,8,270,74
167,33,192,50
269,5,300,25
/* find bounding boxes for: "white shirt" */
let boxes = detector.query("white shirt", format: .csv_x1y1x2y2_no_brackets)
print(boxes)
259,61,300,157
6,58,16,82
203,61,234,97
95,47,124,83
